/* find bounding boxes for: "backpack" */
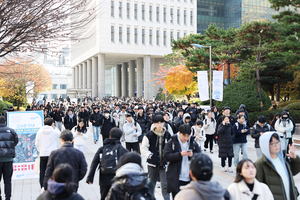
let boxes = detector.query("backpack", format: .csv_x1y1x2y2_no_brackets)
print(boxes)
134,121,143,143
125,187,155,200
100,144,119,174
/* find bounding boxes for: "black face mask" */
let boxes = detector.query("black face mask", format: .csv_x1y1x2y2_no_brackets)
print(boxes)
282,116,288,120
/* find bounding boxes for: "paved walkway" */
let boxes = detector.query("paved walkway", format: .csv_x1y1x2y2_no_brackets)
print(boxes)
8,129,300,200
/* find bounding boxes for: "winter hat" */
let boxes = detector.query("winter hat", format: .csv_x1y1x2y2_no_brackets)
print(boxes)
190,153,213,181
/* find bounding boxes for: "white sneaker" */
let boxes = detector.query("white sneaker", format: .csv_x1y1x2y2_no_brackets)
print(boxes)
156,182,161,188
221,167,227,172
41,187,44,194
227,167,233,173
214,143,217,146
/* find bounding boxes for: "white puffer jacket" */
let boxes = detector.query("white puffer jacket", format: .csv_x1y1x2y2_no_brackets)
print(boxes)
71,126,88,146
123,119,142,143
203,117,216,135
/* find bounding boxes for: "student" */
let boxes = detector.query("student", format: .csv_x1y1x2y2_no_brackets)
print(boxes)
123,114,142,153
90,107,102,144
275,111,294,152
227,159,274,200
71,118,88,152
191,120,206,152
86,128,129,200
203,111,216,153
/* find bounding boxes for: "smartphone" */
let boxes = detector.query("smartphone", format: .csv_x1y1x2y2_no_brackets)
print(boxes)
187,149,193,152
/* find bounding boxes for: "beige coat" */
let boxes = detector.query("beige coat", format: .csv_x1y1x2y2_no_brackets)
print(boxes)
227,178,274,200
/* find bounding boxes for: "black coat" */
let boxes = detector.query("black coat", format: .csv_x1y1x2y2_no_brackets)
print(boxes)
64,114,77,130
100,117,116,137
163,135,200,193
86,138,129,186
78,110,89,121
217,123,235,158
37,191,84,200
251,123,274,148
50,110,64,122
216,115,236,134
0,124,18,157
135,113,150,134
43,143,87,190
186,107,198,121
90,112,102,127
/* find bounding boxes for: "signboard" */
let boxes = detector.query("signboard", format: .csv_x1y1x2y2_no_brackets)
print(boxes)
7,111,44,180
213,71,224,101
197,71,209,101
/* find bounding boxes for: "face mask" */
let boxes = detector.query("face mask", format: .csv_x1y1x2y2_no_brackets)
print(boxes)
282,116,288,120
105,114,110,117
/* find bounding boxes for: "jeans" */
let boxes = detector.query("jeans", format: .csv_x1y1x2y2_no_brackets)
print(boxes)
55,121,62,131
221,157,232,167
126,142,140,153
147,166,170,200
233,143,248,167
204,135,214,151
93,126,100,141
256,148,262,159
0,161,13,199
39,157,49,188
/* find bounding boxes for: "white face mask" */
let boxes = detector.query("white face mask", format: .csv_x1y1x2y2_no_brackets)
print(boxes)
105,114,110,117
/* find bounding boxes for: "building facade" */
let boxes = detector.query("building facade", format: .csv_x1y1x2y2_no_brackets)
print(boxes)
69,0,197,100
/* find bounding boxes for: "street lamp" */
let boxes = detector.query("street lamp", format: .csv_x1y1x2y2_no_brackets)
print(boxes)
191,44,212,108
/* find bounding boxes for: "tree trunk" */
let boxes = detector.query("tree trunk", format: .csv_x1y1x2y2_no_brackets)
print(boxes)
186,94,191,101
17,99,20,111
227,60,230,85
256,67,262,99
276,83,280,101
270,88,274,101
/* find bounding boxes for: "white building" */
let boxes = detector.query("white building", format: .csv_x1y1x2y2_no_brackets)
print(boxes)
69,0,197,99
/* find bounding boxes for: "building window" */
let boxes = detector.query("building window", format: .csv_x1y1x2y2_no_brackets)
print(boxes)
156,30,159,46
184,32,186,37
111,26,115,42
142,29,145,44
52,84,58,89
60,84,67,89
163,31,166,46
149,6,152,21
127,27,130,43
177,31,180,39
111,1,114,17
170,8,173,23
170,31,173,40
127,3,130,19
149,29,152,45
163,7,166,23
119,2,122,18
177,9,180,24
190,0,193,3
52,94,57,99
119,26,122,43
190,11,193,25
62,94,66,99
134,28,138,44
134,3,137,20
184,10,186,25
156,6,159,22
142,4,145,20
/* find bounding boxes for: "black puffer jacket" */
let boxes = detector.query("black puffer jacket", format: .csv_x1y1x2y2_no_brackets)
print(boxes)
100,117,116,137
64,114,77,130
251,122,274,148
135,113,150,134
0,124,18,157
105,163,154,200
90,112,102,127
217,123,235,158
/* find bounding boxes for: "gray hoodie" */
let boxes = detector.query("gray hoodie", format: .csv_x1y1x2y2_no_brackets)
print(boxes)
175,180,226,200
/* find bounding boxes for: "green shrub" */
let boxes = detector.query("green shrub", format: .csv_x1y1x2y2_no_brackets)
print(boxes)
284,102,300,110
277,100,300,108
215,82,272,112
188,98,201,104
155,87,176,101
0,101,13,114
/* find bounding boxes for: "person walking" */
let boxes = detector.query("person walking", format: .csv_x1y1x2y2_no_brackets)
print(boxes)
64,109,77,131
90,107,102,144
123,114,142,153
35,118,61,190
50,106,64,131
71,119,88,152
0,116,18,200
203,111,216,153
100,110,116,142
275,111,294,152
78,106,89,128
191,120,205,153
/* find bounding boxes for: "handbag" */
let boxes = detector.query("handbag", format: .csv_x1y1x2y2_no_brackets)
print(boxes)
34,155,40,175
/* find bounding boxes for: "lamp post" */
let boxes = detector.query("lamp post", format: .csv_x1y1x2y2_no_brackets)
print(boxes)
191,44,212,108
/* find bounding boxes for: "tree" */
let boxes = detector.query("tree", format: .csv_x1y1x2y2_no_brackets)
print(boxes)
0,59,52,110
165,65,197,101
0,0,96,58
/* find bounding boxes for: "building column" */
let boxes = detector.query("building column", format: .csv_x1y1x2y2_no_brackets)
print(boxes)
87,59,92,89
129,60,135,97
136,57,143,98
92,57,98,97
97,53,105,99
83,61,87,90
71,67,75,88
116,64,121,97
144,55,151,100
74,66,78,89
79,63,82,89
122,62,128,97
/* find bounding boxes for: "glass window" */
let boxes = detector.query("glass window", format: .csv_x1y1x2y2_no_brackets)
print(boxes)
142,4,145,20
163,7,166,23
52,94,57,99
170,31,173,40
119,2,122,18
177,9,180,24
134,3,137,20
111,1,114,17
149,29,152,45
52,84,58,89
62,94,66,99
142,29,145,44
156,6,159,22
60,84,67,89
177,31,180,39
149,6,152,21
163,31,166,46
111,26,114,42
190,11,193,25
184,32,186,37
119,26,122,43
170,8,173,23
127,3,130,19
134,28,138,44
156,30,159,46
127,27,130,43
184,10,186,25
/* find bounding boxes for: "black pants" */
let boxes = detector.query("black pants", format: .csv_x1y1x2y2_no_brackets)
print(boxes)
221,157,232,167
204,135,214,151
0,161,13,199
102,135,109,143
40,156,49,188
213,133,218,144
171,180,190,199
100,185,111,200
126,142,140,153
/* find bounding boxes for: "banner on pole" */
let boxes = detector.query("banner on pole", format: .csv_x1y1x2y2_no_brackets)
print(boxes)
213,71,224,101
197,71,209,101
7,111,44,180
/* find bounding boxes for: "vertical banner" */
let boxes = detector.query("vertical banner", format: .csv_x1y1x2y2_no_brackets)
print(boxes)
7,111,44,180
213,71,224,101
197,71,209,101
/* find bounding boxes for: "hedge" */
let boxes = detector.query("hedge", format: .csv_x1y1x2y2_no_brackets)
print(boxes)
0,101,13,114
284,102,300,110
277,100,300,108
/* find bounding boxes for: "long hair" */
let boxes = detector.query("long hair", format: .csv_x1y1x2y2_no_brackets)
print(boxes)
234,159,255,183
76,118,87,133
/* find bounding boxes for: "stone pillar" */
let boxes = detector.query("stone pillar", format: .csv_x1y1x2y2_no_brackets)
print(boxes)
129,60,135,97
122,62,128,97
79,63,82,89
71,67,75,88
97,53,105,99
87,59,92,89
116,64,121,97
83,61,87,90
136,58,143,98
92,57,98,97
74,66,78,89
144,56,151,100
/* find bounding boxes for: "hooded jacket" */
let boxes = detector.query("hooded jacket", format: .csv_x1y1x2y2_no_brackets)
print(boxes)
255,132,300,200
174,180,227,200
123,119,142,143
0,124,18,158
235,104,249,119
274,118,294,138
35,125,60,157
175,113,194,132
64,113,77,130
251,122,274,148
105,163,154,200
71,126,88,146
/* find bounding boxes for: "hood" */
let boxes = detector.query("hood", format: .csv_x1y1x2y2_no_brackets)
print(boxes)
255,121,267,128
239,104,246,110
68,113,74,118
181,180,225,200
182,113,191,124
126,118,135,125
150,125,166,137
103,138,121,146
47,179,65,195
41,126,55,135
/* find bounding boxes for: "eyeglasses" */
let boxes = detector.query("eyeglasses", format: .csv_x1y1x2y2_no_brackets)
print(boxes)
270,142,280,147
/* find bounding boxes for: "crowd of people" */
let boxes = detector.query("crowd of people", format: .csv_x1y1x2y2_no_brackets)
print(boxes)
0,96,299,200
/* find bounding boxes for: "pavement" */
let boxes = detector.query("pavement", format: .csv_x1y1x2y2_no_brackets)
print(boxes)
7,129,300,200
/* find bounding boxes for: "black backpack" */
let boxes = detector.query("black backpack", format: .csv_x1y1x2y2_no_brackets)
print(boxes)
100,144,119,174
125,187,155,200
134,121,143,143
